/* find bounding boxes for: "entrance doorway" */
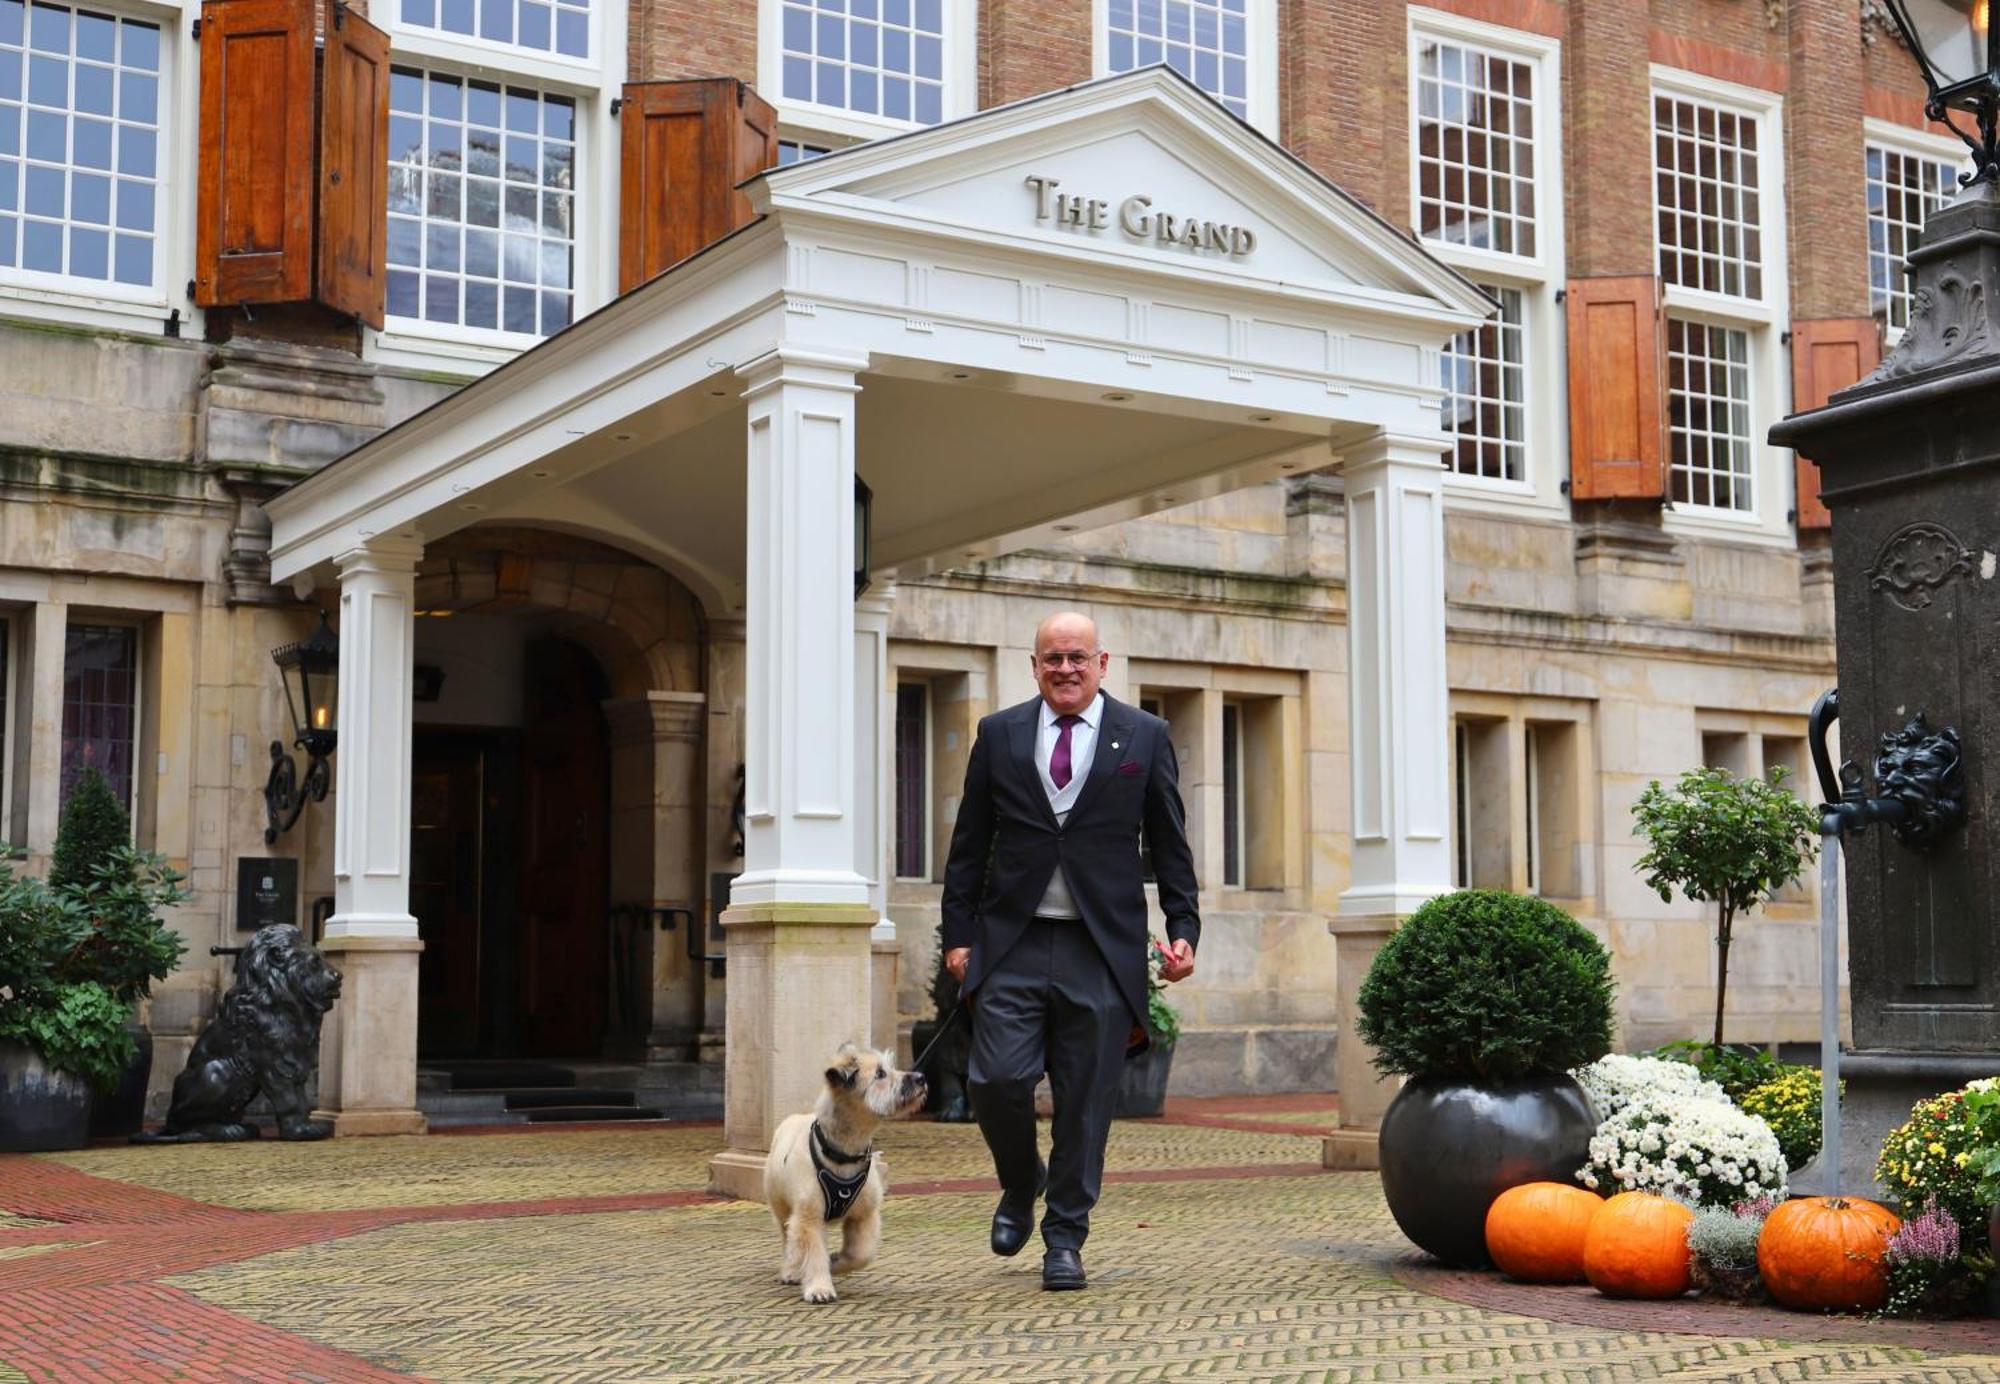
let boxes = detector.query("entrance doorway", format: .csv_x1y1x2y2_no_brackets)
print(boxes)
412,636,611,1058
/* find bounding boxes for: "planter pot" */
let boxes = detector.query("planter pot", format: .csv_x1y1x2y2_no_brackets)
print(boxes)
1114,1040,1175,1119
1377,1072,1599,1268
0,1039,93,1153
88,1023,152,1139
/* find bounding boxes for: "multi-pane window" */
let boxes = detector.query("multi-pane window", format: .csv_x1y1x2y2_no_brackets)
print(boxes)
1867,142,1957,332
1220,699,1241,888
1441,283,1525,482
1666,318,1753,513
387,67,574,337
776,137,831,165
893,682,926,879
0,0,159,288
780,0,945,126
400,0,588,59
61,622,136,815
1654,93,1763,300
1415,36,1536,256
1106,0,1248,121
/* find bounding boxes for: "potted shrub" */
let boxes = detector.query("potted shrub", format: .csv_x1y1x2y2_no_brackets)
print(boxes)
1687,1201,1771,1302
1113,941,1180,1119
0,857,123,1151
1358,890,1615,1267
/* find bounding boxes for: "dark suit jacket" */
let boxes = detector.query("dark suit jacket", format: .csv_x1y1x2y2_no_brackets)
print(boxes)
940,693,1202,1042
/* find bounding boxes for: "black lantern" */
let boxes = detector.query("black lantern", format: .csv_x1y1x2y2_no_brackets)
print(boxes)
854,475,873,599
1881,0,2000,183
264,611,339,842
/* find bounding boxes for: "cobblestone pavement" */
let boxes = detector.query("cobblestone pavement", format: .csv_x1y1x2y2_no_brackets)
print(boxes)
4,1112,2000,1382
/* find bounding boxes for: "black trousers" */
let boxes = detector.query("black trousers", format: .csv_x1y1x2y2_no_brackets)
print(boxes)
967,918,1130,1252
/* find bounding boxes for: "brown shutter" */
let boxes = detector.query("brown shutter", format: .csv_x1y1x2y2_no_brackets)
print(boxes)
1789,318,1882,529
317,2,390,329
195,0,317,307
1564,275,1667,501
619,79,779,293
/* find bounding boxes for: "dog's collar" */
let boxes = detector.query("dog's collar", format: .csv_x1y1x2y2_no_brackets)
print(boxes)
809,1121,874,1222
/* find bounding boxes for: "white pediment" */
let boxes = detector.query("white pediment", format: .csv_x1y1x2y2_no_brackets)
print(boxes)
753,66,1488,317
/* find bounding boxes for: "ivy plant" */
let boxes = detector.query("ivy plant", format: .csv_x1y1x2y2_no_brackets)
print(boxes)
1632,766,1818,1049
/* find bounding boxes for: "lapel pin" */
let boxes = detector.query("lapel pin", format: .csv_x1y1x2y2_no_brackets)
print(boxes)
1111,741,1120,750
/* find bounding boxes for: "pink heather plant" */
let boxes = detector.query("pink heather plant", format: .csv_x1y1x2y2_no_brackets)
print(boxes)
1887,1201,1962,1269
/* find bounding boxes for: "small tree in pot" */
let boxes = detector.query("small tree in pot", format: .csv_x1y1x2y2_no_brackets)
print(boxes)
1358,889,1616,1267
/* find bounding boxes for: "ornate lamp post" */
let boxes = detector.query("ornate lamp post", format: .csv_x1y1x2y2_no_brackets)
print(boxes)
1879,0,1999,183
264,612,339,843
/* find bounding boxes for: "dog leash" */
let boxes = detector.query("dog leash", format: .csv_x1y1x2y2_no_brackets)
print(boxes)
911,989,967,1072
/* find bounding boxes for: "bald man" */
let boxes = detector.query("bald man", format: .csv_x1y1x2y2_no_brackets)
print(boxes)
940,613,1200,1291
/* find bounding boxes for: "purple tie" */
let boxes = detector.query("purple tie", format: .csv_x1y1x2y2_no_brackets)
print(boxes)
1051,714,1082,790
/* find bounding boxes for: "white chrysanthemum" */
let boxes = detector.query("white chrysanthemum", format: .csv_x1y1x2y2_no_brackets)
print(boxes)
1574,1094,1786,1209
1571,1054,1729,1122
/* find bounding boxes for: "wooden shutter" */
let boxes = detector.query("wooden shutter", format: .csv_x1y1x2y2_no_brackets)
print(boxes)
318,2,390,329
1564,275,1667,501
195,0,317,307
619,79,779,293
1789,318,1882,529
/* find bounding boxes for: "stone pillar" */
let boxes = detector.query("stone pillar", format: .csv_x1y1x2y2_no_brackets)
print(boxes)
709,348,877,1199
699,617,747,1066
1324,431,1453,1169
855,582,901,1056
21,600,67,863
314,535,426,1138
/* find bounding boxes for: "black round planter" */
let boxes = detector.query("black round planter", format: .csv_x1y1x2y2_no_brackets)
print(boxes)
88,1024,152,1139
0,1039,93,1153
1113,1040,1175,1118
1376,1072,1598,1268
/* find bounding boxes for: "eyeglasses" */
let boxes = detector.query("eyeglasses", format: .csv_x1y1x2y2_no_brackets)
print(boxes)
1037,651,1099,669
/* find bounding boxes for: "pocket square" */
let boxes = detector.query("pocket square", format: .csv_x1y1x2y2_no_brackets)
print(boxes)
1116,760,1142,777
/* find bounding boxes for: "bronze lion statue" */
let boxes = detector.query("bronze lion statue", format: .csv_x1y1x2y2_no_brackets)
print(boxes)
135,924,343,1143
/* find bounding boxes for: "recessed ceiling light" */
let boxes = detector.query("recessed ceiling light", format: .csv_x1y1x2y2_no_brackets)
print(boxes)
709,388,728,397
1278,462,1298,471
949,371,971,380
1102,392,1131,402
1160,495,1181,505
460,502,485,512
613,432,634,442
1251,414,1274,423
530,469,552,479
1053,523,1078,533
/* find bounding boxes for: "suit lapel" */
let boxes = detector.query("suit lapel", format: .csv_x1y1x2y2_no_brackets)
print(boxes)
1066,696,1133,823
1009,701,1060,828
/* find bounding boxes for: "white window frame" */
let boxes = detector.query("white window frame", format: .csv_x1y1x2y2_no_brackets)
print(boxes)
0,0,196,334
1650,65,1791,544
365,0,623,374
892,679,930,882
1092,0,1276,137
1864,116,1968,345
1406,7,1565,516
758,0,976,149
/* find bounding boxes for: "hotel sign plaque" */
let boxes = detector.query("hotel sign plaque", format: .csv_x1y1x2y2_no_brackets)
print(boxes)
1025,174,1257,258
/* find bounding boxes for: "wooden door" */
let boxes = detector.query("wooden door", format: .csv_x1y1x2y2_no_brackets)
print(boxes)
413,733,485,1055
517,641,611,1056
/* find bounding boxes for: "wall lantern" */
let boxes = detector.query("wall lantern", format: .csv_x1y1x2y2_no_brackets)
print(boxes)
1880,0,2000,183
854,475,873,599
264,611,339,843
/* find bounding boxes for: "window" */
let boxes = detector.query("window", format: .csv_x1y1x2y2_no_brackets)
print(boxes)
1415,34,1536,256
781,0,943,125
1220,698,1241,887
386,67,575,338
893,682,927,879
1867,138,1959,334
1098,0,1274,133
61,622,136,816
1667,317,1753,512
1650,70,1786,532
400,0,588,59
0,0,161,290
777,137,831,165
1451,698,1591,898
1441,282,1524,482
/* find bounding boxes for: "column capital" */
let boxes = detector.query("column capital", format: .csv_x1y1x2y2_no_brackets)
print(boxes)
334,534,425,578
1335,430,1452,472
735,347,871,399
855,580,897,623
603,690,707,745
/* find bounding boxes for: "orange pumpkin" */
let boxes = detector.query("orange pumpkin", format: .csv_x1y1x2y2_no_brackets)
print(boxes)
1757,1196,1902,1312
1485,1182,1605,1283
1582,1192,1695,1298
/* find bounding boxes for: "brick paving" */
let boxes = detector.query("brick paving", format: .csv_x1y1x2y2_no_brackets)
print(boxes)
0,1106,1995,1382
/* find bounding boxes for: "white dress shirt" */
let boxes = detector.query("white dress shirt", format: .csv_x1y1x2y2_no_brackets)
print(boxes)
1032,691,1104,919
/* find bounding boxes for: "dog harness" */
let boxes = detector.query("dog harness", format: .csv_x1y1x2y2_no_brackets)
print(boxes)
809,1121,874,1222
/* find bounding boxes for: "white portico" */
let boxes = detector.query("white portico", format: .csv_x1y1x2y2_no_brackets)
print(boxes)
264,67,1485,1185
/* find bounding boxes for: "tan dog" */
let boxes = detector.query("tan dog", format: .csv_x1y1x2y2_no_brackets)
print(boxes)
765,1043,927,1303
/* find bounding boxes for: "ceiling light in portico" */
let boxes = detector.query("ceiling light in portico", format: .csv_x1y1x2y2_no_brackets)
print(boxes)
460,502,486,512
531,469,552,479
948,371,971,380
1102,392,1131,402
1053,523,1079,533
1251,414,1274,423
1278,462,1298,471
613,433,634,442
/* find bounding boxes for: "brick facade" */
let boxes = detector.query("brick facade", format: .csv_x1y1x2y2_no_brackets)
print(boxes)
980,0,1092,109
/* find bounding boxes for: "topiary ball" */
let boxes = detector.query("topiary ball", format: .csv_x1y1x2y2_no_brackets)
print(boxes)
1356,890,1616,1081
1485,1181,1604,1283
1583,1192,1694,1299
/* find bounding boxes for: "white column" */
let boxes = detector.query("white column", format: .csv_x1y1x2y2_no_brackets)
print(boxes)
1326,430,1452,1166
855,581,901,1056
711,347,878,1198
314,534,426,1137
730,347,871,909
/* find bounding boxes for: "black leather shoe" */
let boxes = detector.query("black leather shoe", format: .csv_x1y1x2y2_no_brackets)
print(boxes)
1042,1247,1086,1291
989,1161,1048,1257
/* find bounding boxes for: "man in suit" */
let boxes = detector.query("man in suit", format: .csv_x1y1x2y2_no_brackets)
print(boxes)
940,611,1200,1291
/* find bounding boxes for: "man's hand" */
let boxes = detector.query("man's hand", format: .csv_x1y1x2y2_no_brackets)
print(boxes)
1160,938,1195,983
944,946,971,982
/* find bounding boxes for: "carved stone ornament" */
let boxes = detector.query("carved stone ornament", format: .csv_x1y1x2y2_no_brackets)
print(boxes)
1873,714,1967,851
1869,272,1991,383
1869,521,1975,611
1860,0,1907,47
